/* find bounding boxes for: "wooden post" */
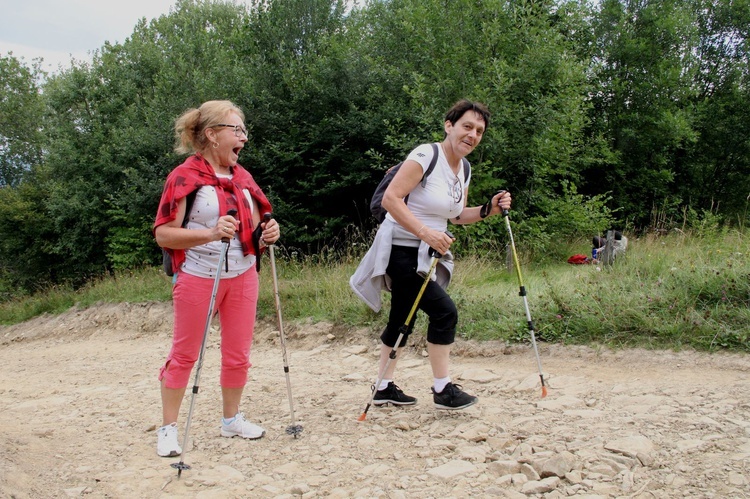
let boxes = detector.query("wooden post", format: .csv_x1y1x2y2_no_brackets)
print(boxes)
601,230,616,266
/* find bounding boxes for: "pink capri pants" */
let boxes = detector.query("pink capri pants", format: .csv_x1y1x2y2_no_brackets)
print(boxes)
159,269,259,389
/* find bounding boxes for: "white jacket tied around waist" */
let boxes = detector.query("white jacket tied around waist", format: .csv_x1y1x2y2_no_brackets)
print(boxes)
349,218,454,313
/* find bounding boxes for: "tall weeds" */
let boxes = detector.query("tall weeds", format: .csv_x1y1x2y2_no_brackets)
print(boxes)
2,229,748,352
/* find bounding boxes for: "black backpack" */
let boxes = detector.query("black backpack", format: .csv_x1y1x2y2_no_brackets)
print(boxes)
369,143,470,223
161,191,197,276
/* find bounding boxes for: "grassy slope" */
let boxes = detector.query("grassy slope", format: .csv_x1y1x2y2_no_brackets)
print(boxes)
2,230,748,352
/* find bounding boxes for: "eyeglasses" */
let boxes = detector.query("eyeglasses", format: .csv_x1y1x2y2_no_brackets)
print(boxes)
214,124,248,138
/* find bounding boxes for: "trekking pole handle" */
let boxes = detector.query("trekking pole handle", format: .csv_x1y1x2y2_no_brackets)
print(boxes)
222,209,238,243
428,230,455,258
262,212,274,247
495,190,509,218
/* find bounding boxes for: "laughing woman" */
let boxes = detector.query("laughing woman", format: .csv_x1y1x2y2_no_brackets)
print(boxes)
153,100,280,457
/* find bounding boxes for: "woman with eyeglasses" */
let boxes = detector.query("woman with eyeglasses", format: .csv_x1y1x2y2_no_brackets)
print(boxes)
153,100,279,457
351,99,512,411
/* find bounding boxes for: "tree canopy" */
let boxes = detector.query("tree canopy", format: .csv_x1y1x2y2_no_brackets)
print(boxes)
0,0,747,296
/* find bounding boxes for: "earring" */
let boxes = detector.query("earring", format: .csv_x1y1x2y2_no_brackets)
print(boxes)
212,142,219,149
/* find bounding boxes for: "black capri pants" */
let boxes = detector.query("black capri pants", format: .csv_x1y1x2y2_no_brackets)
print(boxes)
380,245,458,347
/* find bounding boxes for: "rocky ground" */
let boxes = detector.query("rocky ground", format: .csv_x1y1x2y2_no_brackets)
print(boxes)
1,301,749,498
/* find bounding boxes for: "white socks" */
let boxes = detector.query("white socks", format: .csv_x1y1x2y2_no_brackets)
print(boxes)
377,379,392,391
433,376,451,393
377,377,451,392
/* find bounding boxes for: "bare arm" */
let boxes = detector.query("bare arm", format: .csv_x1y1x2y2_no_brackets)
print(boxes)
451,190,512,225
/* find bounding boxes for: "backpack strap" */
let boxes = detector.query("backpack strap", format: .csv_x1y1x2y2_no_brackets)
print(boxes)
404,143,440,206
161,189,198,277
418,143,440,187
419,143,471,186
181,190,198,228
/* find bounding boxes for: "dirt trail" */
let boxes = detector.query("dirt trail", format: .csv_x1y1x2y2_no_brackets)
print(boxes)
1,301,749,498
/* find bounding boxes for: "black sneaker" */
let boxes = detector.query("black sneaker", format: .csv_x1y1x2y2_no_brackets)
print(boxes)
432,382,478,410
372,382,417,406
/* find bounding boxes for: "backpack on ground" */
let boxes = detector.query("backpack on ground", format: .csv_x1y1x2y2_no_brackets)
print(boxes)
567,253,590,265
161,190,197,276
369,143,470,223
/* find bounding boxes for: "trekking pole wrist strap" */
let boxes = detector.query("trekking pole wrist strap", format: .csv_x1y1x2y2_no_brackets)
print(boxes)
479,200,492,218
480,190,507,219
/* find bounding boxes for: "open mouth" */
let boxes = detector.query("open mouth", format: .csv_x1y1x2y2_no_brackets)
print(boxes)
232,147,242,156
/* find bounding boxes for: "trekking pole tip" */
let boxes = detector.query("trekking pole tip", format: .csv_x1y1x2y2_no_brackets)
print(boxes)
286,424,304,437
540,375,548,398
171,461,190,478
357,413,367,422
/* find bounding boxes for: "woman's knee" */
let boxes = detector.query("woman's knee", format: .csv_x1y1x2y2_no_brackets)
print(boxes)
220,362,250,387
380,325,411,348
159,357,196,388
426,302,458,344
434,299,457,326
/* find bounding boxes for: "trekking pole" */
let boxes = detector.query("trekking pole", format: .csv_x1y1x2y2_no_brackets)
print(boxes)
357,233,451,422
263,213,303,438
502,209,548,398
172,209,237,478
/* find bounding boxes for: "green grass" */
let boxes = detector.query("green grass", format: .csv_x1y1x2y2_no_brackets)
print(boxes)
0,269,173,324
1,229,748,352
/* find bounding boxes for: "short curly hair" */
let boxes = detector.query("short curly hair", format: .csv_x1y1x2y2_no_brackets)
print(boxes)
444,99,490,130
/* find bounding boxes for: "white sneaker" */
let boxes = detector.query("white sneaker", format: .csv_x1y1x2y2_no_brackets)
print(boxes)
157,423,182,457
220,412,265,439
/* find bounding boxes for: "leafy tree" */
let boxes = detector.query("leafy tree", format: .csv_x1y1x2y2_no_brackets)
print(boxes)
1,0,748,297
678,0,750,219
0,54,45,187
585,0,749,228
236,0,380,249
587,0,705,226
351,0,606,251
0,176,58,295
39,0,251,277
